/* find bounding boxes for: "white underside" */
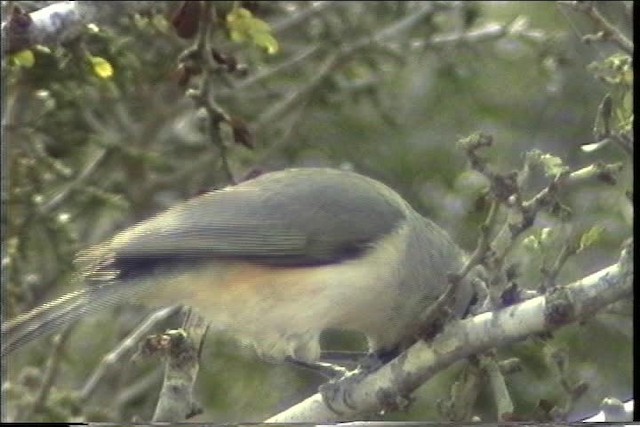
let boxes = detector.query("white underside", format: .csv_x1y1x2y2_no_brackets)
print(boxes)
137,223,411,362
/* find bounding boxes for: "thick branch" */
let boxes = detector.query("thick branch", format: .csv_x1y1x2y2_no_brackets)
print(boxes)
267,242,632,422
2,1,162,54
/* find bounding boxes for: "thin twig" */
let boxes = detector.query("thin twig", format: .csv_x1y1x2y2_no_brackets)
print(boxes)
272,1,340,34
188,2,234,182
230,44,321,93
80,306,179,402
256,2,439,130
541,239,579,290
31,323,76,413
41,147,108,214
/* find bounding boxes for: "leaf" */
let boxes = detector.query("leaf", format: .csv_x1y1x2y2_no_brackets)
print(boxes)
522,235,541,252
152,14,171,33
33,45,52,54
593,94,613,138
523,227,556,254
578,225,604,253
171,0,201,39
253,32,279,55
539,227,553,246
525,149,568,177
226,7,279,55
229,116,254,149
539,153,568,177
12,49,35,68
89,56,114,79
581,139,610,153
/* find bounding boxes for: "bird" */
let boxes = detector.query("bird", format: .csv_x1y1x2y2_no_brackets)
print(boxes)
2,167,475,365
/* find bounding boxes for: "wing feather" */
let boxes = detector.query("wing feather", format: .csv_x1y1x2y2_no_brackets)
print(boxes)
77,168,409,278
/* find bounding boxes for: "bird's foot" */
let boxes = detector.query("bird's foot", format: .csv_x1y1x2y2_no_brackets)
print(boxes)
319,367,365,415
285,357,349,380
362,347,400,371
318,348,400,415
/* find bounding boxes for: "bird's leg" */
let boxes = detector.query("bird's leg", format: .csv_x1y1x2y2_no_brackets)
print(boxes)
362,346,401,371
318,346,402,414
285,357,349,379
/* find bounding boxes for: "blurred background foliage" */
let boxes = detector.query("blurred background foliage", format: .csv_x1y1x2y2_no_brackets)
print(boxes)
1,0,633,422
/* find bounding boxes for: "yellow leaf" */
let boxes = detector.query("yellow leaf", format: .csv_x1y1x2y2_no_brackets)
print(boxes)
226,7,279,55
253,32,279,55
230,29,248,43
578,225,605,253
89,56,114,79
227,7,252,23
13,50,35,68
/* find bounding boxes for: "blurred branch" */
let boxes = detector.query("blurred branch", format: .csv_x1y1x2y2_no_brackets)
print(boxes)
255,2,438,130
417,198,497,335
415,22,508,49
230,44,321,93
271,1,341,34
459,134,624,279
437,360,481,421
113,368,163,413
541,238,579,290
254,51,337,130
30,323,76,414
184,2,234,182
80,306,179,402
1,1,163,54
558,1,633,54
480,353,514,421
267,239,632,422
40,147,108,215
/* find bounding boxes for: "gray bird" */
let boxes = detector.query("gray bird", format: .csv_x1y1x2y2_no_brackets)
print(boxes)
2,168,475,363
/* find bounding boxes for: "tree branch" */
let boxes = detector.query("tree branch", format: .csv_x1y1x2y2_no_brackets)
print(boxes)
557,1,633,54
266,240,632,422
2,1,162,54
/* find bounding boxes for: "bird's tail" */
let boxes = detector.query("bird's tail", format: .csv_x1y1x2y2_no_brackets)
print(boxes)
2,282,134,356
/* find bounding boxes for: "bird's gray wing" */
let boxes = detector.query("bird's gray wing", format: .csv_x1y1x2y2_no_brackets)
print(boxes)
77,169,409,280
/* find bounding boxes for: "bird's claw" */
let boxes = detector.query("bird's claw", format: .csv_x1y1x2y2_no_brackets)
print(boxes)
319,367,366,414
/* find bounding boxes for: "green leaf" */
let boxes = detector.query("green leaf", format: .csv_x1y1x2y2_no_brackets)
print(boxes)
229,28,248,43
12,49,35,68
523,227,556,254
539,227,553,246
89,56,114,79
226,7,279,55
588,54,633,86
587,54,633,136
152,14,170,33
522,235,541,252
578,225,605,253
539,153,568,177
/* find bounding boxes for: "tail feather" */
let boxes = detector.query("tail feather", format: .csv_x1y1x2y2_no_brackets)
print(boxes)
2,290,89,355
2,281,142,356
